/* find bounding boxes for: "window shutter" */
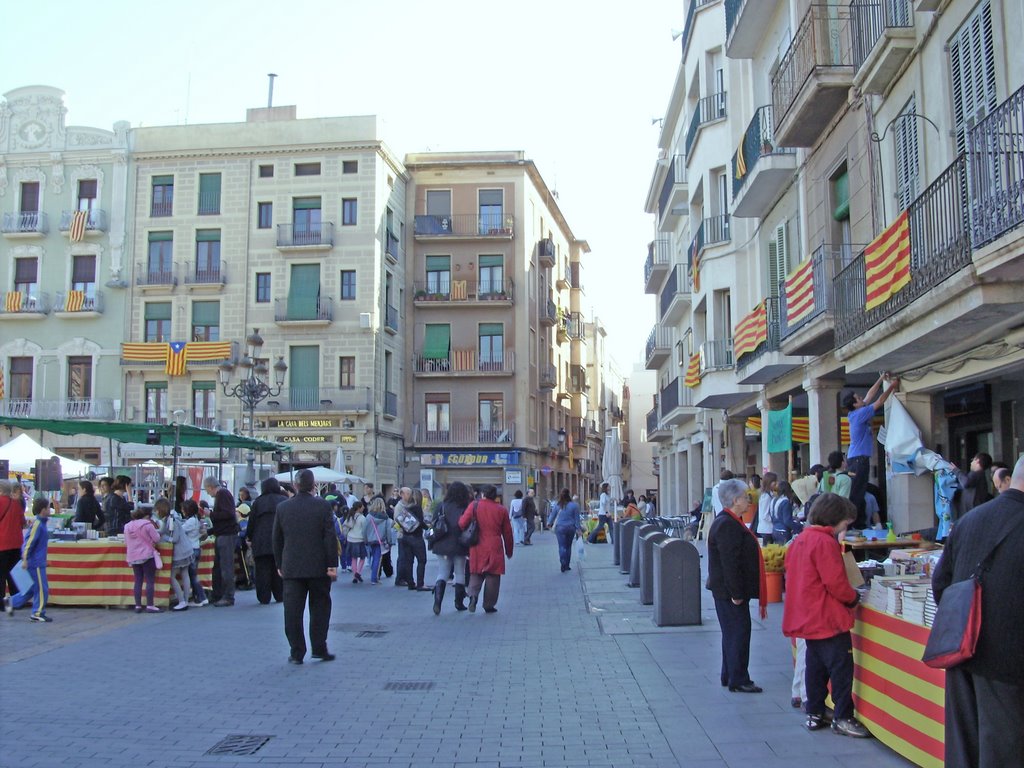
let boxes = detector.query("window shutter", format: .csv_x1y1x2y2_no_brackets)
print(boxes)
152,175,173,186
894,95,920,212
148,231,173,243
949,1,997,154
15,258,38,283
479,323,503,337
192,381,215,391
479,255,503,268
198,173,221,198
196,229,220,242
78,179,98,199
425,256,450,271
833,171,850,221
191,301,220,325
145,302,172,321
422,324,451,359
72,255,96,283
292,197,321,211
768,222,788,296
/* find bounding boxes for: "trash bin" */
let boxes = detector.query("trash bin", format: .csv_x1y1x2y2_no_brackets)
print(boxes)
639,530,670,605
628,524,659,587
613,520,625,566
653,538,702,626
618,520,641,575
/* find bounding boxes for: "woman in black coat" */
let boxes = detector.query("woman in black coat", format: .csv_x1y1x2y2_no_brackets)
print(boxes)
73,480,105,530
246,477,286,604
429,481,472,614
106,476,134,534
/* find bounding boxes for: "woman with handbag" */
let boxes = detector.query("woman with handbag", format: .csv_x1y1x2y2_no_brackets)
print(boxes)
365,498,393,584
551,489,584,572
458,484,513,613
429,481,472,614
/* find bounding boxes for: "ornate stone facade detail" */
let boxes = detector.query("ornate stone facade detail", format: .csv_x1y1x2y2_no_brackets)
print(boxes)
50,152,65,193
0,159,7,197
68,163,104,204
4,86,67,152
10,243,45,262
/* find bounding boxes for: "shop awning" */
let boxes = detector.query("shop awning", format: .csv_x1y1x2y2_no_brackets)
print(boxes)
422,324,451,359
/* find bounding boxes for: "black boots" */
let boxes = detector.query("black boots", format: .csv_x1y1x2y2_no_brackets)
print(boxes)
468,592,478,613
432,580,446,615
454,583,467,611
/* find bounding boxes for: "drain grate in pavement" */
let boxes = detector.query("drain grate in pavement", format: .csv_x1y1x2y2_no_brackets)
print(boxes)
357,630,388,638
206,735,272,756
384,681,435,691
331,622,386,633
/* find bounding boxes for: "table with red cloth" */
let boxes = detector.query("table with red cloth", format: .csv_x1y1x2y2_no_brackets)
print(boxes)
45,539,214,608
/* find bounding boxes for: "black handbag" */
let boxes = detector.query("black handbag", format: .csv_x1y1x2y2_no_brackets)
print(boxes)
426,505,449,549
458,502,480,548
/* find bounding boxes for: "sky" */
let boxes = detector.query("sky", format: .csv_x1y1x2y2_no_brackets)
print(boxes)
2,0,682,375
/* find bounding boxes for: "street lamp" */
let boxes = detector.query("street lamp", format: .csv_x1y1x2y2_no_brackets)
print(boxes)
218,328,287,489
557,428,566,449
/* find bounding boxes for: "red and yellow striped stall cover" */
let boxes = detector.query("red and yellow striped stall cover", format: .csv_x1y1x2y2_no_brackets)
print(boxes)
46,539,214,608
852,606,945,768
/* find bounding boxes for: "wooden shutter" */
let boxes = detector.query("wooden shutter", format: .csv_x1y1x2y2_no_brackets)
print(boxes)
72,255,96,283
15,258,38,283
768,221,789,297
949,0,997,154
894,95,920,212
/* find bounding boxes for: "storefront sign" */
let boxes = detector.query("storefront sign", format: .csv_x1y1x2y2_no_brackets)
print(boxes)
505,469,523,485
339,435,358,443
278,434,335,444
421,451,520,467
259,418,338,429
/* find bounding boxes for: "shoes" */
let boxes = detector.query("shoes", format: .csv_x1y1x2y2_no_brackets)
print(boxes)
311,652,336,661
395,580,408,587
454,584,467,611
468,594,478,613
433,581,446,615
728,683,763,693
832,718,870,738
287,656,303,665
172,603,189,612
352,577,359,584
212,599,234,607
29,613,53,622
192,597,209,606
134,606,143,613
560,565,568,572
483,607,498,614
416,585,433,592
791,697,803,709
3,597,11,616
805,714,826,731
145,606,162,613
355,573,363,583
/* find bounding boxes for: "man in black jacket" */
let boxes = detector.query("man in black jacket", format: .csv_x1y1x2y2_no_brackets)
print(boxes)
273,469,338,664
246,477,286,604
932,455,1024,768
203,477,238,607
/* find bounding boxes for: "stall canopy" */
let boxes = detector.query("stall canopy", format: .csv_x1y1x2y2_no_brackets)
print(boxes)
0,416,289,452
0,433,94,478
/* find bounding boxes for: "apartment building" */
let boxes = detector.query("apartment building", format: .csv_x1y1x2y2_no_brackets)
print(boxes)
0,86,130,466
646,0,1024,532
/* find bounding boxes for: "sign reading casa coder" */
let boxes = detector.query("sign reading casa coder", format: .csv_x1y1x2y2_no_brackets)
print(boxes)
279,434,335,444
421,451,520,467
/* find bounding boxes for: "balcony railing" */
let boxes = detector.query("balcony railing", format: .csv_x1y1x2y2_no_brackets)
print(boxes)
851,0,912,70
968,83,1024,248
414,214,515,237
386,231,402,261
658,155,688,220
645,325,673,363
685,91,728,158
732,105,796,199
255,387,372,412
150,200,173,217
699,338,734,373
834,154,970,346
274,296,334,322
0,291,51,316
540,300,557,326
538,238,555,266
2,211,49,234
414,421,515,445
276,222,334,248
55,290,104,314
0,397,116,420
385,304,399,332
184,262,227,286
413,350,516,374
412,278,515,303
136,263,178,287
704,214,731,245
59,209,108,233
644,238,672,287
660,377,680,416
735,297,782,371
646,407,659,436
780,244,861,338
197,192,221,216
659,266,690,319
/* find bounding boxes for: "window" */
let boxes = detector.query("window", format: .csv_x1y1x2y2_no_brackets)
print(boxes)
479,323,504,371
145,302,172,342
255,272,271,303
9,357,33,399
342,198,357,226
198,173,221,215
340,270,356,300
19,182,39,213
195,230,221,280
339,356,355,389
425,255,450,296
77,179,97,212
426,189,451,216
426,397,450,440
287,264,321,320
259,164,274,178
257,202,273,229
949,0,997,154
192,300,220,341
145,382,168,423
151,175,173,216
14,257,38,295
147,231,173,280
478,189,503,233
767,221,790,297
894,95,920,213
292,197,322,244
830,166,853,260
67,356,92,399
342,160,358,174
72,255,96,297
192,382,216,428
478,255,504,295
294,162,321,176
479,396,505,441
422,324,451,365
288,346,320,410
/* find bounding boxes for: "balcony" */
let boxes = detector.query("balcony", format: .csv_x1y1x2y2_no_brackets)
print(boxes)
735,297,803,385
645,325,673,370
685,91,728,160
726,0,778,59
386,230,402,263
539,363,556,389
54,290,104,316
274,296,333,324
385,304,398,334
2,211,48,237
851,0,915,94
384,391,398,419
657,155,689,232
59,209,108,235
644,238,671,293
197,192,220,216
255,387,372,413
969,83,1024,253
412,279,514,305
150,200,172,218
540,300,557,327
556,265,571,290
771,5,855,147
732,106,797,218
661,377,696,427
0,291,50,319
538,238,555,267
413,421,515,446
659,265,690,324
0,397,117,420
780,244,861,356
183,261,227,289
680,0,718,56
413,350,516,376
699,338,733,374
704,214,731,246
646,406,671,442
136,262,178,290
414,214,514,239
276,222,334,250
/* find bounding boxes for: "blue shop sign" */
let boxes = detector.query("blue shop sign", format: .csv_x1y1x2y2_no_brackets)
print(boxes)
421,451,520,467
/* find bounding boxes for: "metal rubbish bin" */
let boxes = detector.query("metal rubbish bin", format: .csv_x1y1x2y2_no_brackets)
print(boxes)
639,530,670,605
628,524,659,587
612,520,625,566
618,520,641,575
653,538,702,626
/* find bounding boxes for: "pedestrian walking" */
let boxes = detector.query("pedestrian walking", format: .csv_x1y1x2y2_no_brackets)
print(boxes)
272,469,339,665
522,488,538,545
365,498,393,584
430,481,472,614
509,490,526,544
0,480,25,603
247,477,286,604
459,484,513,613
181,500,209,606
203,476,238,607
124,506,162,614
552,488,584,572
343,500,368,583
395,487,429,591
5,497,51,621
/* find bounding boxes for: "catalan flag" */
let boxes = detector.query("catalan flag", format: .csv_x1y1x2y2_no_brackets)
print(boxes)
69,210,88,242
746,416,861,446
734,140,747,180
689,238,702,293
684,353,701,388
166,342,188,376
121,342,169,362
0,364,4,399
64,290,85,312
784,258,814,326
185,341,233,362
4,292,22,313
733,300,768,358
864,209,911,310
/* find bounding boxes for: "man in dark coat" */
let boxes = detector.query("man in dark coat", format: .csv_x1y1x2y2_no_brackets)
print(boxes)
203,477,238,606
932,455,1024,768
272,469,339,664
522,488,538,545
246,477,286,604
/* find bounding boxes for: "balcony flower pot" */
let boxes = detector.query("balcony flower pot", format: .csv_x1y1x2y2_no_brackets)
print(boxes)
414,290,427,300
761,141,774,155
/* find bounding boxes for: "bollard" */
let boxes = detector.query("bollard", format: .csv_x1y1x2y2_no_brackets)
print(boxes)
618,520,641,575
639,530,670,604
628,524,659,587
612,521,625,566
653,538,702,626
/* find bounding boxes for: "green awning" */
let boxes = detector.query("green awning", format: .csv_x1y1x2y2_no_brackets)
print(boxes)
148,231,173,242
152,175,173,186
192,381,215,391
293,197,321,210
425,255,450,271
423,324,451,359
833,171,850,221
196,229,220,242
479,255,503,268
479,322,503,336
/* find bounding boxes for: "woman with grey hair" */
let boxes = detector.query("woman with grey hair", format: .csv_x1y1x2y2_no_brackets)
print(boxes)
706,477,768,694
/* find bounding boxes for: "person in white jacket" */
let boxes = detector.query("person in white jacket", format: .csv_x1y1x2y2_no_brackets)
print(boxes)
756,472,778,544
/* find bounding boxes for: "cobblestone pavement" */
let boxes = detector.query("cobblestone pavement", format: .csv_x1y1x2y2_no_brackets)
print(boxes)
0,530,913,767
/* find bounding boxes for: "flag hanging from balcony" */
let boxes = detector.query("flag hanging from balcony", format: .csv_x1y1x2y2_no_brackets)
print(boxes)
688,238,703,293
185,341,233,362
69,210,88,242
4,292,21,313
784,258,814,326
166,342,188,376
64,290,85,312
734,140,747,180
864,209,911,310
684,353,701,388
122,341,233,376
746,416,811,444
121,342,169,362
733,300,768,359
765,402,793,453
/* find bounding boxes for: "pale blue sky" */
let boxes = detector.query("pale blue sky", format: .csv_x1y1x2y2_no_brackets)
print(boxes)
2,0,681,371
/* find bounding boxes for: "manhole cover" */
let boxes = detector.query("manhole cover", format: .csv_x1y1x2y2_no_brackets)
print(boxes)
384,681,435,691
357,630,388,638
206,735,272,756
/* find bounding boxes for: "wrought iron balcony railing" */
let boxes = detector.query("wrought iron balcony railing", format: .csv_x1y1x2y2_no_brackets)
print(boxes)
539,363,556,389
644,238,672,286
659,266,690,319
780,243,862,338
658,155,688,220
197,192,221,216
851,0,913,70
704,214,731,245
659,377,680,416
0,291,51,315
646,407,659,436
735,297,782,371
732,105,796,198
150,200,173,217
255,386,372,412
59,209,108,233
414,214,515,237
55,290,104,314
184,261,227,286
276,222,335,248
412,278,514,302
136,263,178,287
413,350,516,374
414,421,515,445
699,338,734,373
2,211,49,234
0,397,116,420
685,91,728,158
645,325,674,362
968,83,1024,248
274,296,334,322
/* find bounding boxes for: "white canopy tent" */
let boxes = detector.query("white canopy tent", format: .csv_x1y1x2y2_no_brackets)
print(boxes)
0,433,94,479
274,465,367,486
602,428,624,516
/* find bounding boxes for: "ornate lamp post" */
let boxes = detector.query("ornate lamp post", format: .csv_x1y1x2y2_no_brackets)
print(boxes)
218,328,287,489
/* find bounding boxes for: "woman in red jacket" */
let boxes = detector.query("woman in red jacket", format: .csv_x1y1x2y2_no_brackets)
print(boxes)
0,480,27,601
458,484,513,613
782,493,869,739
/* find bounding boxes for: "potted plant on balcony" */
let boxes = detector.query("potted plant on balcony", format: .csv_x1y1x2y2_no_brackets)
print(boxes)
414,289,427,301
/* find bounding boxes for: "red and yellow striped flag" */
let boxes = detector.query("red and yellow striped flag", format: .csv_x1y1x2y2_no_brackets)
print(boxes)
689,238,702,293
4,292,22,313
733,300,768,358
0,364,5,399
64,290,85,312
784,259,814,325
166,342,188,376
69,210,88,242
744,415,862,446
864,210,911,310
121,342,169,362
684,353,701,388
185,341,233,362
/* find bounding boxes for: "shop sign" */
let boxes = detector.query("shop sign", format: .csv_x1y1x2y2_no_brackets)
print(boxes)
339,435,358,443
278,434,335,444
259,418,338,429
540,465,552,475
421,451,520,467
505,469,523,485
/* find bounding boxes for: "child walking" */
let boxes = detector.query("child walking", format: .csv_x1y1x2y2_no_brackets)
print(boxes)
156,499,193,611
124,506,162,613
7,498,52,622
343,500,368,583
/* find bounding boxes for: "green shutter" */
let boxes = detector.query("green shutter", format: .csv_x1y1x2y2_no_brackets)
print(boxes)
192,381,215,391
191,301,220,324
198,173,221,197
479,255,503,268
148,231,173,242
152,175,173,186
833,172,850,221
196,229,220,242
479,323,503,337
146,381,168,390
425,256,450,271
145,302,172,321
293,197,321,211
422,324,451,359
287,264,320,320
288,346,320,409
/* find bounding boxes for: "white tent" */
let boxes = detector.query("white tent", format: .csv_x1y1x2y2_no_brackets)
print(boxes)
0,433,94,479
274,465,366,485
602,428,624,515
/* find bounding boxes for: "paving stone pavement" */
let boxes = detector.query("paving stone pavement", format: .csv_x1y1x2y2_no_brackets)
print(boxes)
0,530,913,768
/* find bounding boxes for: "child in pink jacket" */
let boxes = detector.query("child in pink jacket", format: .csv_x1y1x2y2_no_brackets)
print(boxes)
124,507,162,613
